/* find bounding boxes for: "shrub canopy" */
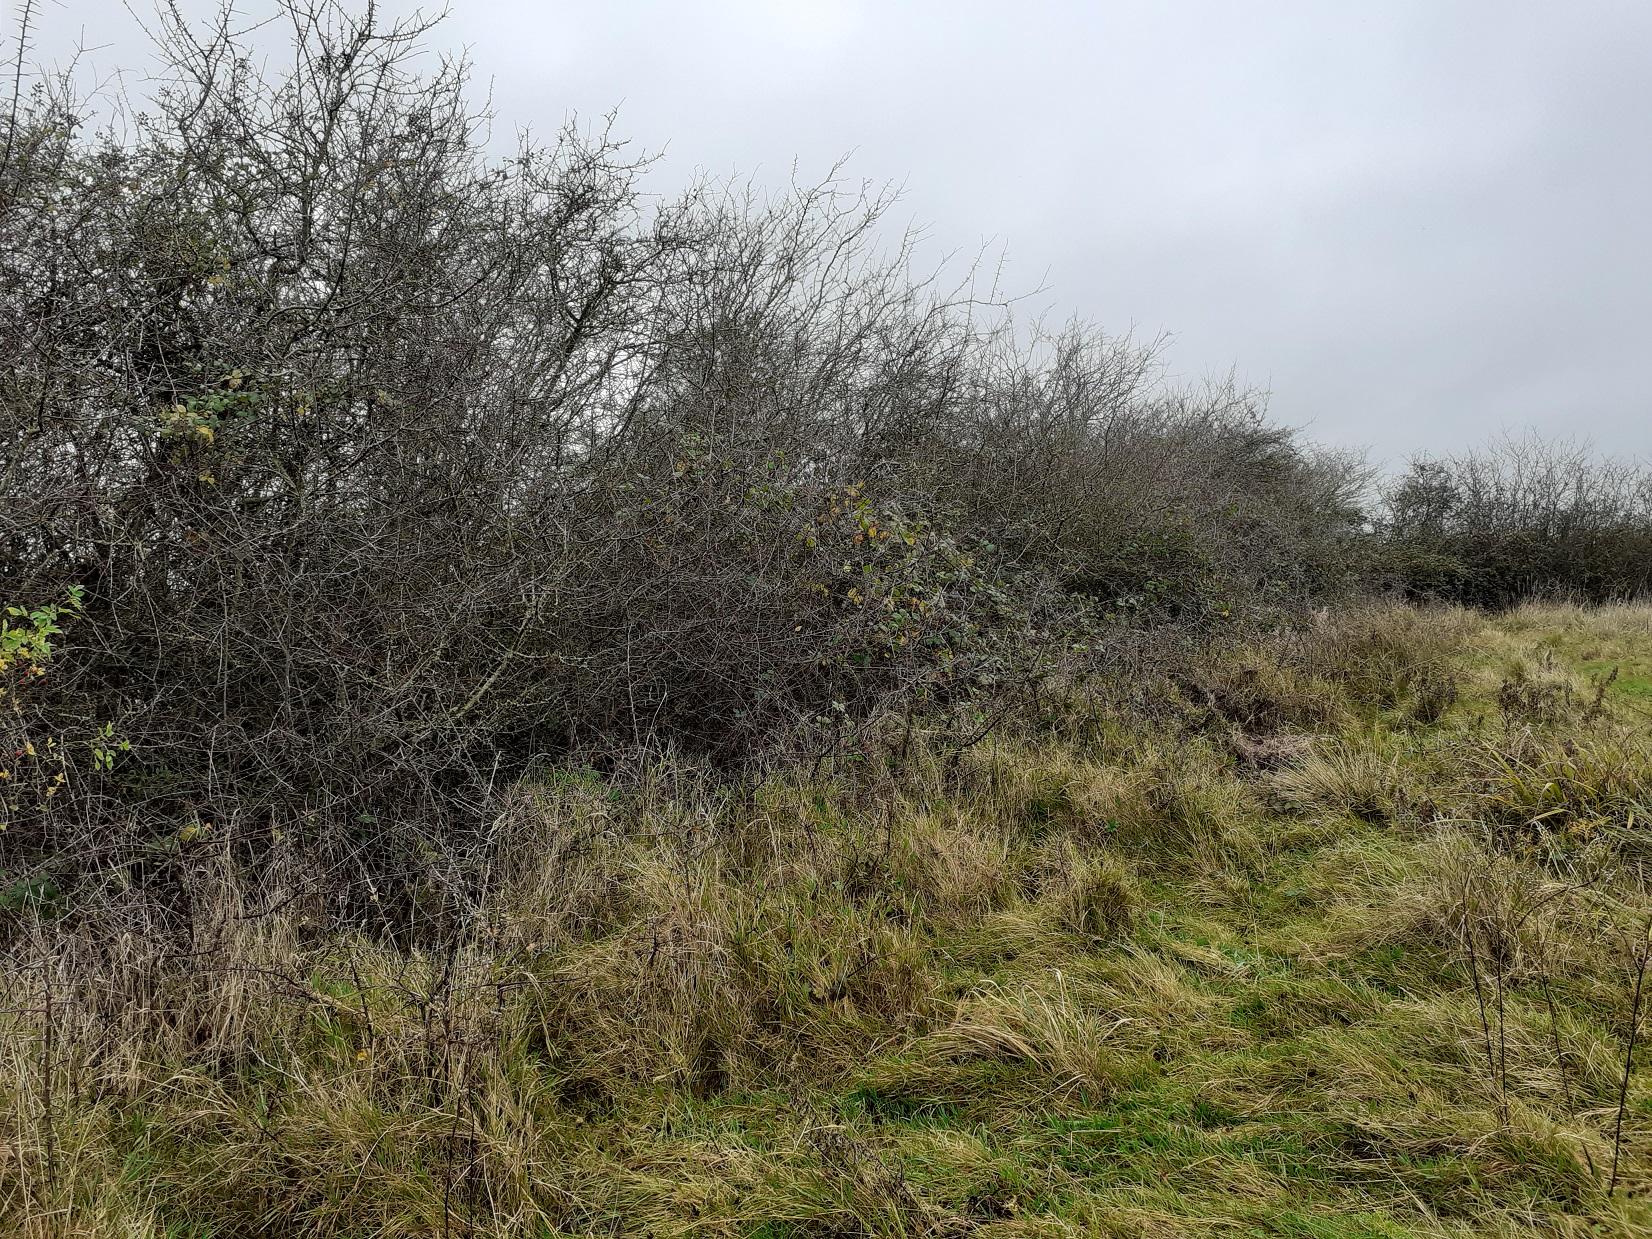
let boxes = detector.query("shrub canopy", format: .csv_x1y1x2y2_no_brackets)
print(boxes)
17,3,1642,884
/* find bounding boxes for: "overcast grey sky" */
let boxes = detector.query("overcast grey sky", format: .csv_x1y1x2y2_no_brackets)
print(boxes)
24,1,1652,461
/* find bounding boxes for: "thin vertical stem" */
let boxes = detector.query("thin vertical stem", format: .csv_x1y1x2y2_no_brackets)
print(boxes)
1540,971,1596,1180
1610,919,1652,1194
1464,915,1498,1105
1494,948,1509,1123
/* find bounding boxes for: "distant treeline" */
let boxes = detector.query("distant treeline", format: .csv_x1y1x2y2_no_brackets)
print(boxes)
1379,440,1652,608
0,4,1646,879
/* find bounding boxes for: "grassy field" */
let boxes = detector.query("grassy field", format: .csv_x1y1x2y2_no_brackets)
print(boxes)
6,603,1652,1236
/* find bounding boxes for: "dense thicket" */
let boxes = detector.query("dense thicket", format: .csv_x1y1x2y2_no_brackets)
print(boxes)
1379,439,1652,608
0,4,1365,871
0,3,1645,898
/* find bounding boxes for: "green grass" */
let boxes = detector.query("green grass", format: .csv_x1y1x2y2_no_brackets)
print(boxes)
6,604,1652,1235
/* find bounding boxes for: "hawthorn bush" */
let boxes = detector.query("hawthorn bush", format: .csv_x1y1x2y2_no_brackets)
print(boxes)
0,2,1365,908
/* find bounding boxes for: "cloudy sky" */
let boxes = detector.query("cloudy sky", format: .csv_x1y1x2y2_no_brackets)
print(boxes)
24,1,1652,462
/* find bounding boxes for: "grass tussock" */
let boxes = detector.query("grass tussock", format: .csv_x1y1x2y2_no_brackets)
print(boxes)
7,606,1652,1235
